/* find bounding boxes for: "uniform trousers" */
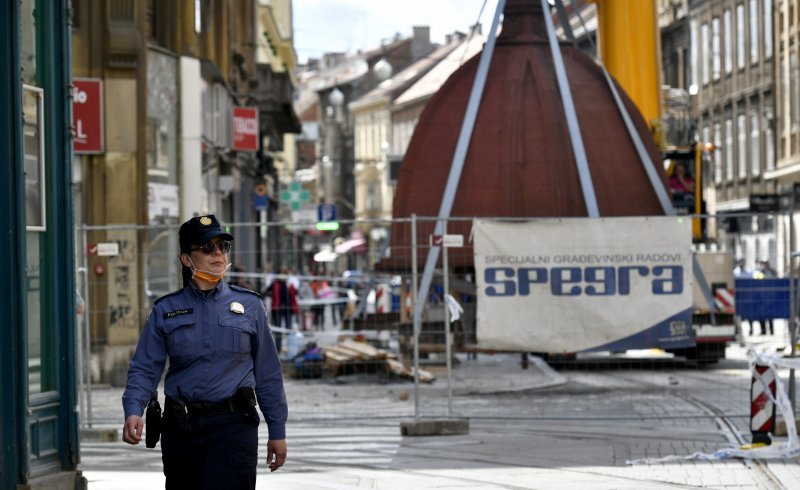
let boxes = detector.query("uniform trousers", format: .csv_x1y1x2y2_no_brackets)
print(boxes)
161,408,259,490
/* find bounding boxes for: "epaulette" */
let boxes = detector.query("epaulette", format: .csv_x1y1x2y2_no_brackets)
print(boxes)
154,288,186,305
229,284,262,298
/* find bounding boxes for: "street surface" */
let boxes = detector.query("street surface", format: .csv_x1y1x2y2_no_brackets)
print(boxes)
79,326,800,489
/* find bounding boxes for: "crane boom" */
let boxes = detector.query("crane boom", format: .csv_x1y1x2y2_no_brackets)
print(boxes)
591,0,663,130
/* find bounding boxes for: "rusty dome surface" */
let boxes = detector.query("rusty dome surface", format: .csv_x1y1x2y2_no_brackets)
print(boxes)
381,0,668,269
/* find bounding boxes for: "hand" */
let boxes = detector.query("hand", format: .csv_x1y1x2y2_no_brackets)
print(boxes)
122,415,143,445
266,439,287,472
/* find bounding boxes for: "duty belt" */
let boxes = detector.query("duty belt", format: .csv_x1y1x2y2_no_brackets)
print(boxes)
166,395,241,417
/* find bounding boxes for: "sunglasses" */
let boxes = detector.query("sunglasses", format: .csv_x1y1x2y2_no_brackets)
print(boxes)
191,240,232,255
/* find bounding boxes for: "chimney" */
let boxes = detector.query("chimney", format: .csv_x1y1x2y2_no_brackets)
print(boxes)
412,25,432,60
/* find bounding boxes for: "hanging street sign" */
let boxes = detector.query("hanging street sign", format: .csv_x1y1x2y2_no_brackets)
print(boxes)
72,78,104,154
252,182,269,210
279,182,311,211
88,242,120,257
430,234,464,247
231,106,259,152
318,203,337,222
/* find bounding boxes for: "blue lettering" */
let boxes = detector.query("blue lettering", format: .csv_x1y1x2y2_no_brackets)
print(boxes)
482,265,684,296
617,266,650,295
584,266,616,295
551,267,582,296
517,268,548,296
485,267,516,296
651,266,683,294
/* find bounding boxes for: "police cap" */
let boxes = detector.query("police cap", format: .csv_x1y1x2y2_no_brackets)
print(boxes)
179,215,234,253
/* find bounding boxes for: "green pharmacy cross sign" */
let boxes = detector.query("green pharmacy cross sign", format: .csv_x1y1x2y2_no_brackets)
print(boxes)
279,182,311,211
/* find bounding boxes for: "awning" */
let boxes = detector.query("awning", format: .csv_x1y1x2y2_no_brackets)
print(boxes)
313,249,338,262
334,238,366,254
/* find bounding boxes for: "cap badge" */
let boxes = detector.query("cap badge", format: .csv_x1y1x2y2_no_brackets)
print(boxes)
230,302,245,314
199,216,212,225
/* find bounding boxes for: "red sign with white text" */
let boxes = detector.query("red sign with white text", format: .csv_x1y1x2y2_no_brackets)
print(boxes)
72,78,104,154
231,106,259,152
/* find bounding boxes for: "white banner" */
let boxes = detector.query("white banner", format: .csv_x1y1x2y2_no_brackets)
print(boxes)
474,217,694,353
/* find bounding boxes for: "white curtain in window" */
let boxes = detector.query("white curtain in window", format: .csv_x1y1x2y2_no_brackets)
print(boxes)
714,122,722,183
738,113,747,178
737,4,746,69
712,17,721,80
702,23,710,84
750,0,759,64
690,18,698,88
724,10,733,74
765,0,773,59
750,112,760,175
725,118,734,180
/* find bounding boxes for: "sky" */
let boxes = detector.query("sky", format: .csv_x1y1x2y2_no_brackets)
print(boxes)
292,0,500,63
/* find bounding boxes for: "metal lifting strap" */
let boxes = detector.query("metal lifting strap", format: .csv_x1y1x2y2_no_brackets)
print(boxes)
540,0,599,217
599,67,676,215
413,0,507,324
553,0,576,43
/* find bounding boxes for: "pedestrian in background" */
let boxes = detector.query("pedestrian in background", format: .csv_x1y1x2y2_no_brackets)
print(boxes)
756,260,776,336
121,214,287,489
75,289,85,316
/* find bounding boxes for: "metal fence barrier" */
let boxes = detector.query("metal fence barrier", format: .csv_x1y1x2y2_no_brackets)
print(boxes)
74,212,799,427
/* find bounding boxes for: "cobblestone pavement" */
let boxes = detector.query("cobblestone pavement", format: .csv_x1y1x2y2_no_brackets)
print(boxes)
79,341,800,489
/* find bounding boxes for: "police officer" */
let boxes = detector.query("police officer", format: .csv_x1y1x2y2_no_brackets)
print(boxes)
122,215,287,489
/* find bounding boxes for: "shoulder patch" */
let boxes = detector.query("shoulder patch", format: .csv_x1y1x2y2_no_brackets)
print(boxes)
154,288,186,306
229,284,262,298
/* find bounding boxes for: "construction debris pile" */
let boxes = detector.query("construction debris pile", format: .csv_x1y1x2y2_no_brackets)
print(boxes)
291,339,435,382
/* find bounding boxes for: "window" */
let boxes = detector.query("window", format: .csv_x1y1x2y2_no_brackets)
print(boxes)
751,111,760,175
690,19,698,89
792,53,799,128
724,10,733,74
714,122,722,183
194,0,202,33
737,4,746,69
23,86,45,230
738,113,747,178
712,17,721,80
765,112,774,171
750,0,759,64
725,118,734,180
366,182,379,211
701,22,710,84
765,0,773,58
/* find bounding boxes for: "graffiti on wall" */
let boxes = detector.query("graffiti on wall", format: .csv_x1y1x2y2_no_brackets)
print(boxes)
107,231,140,343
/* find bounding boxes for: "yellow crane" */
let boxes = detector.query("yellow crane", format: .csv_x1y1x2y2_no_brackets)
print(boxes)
591,0,708,241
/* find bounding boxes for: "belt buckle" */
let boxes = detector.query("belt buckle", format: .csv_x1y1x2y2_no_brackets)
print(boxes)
192,401,208,415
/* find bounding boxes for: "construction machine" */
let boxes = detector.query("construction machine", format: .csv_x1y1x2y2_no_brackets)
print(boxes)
591,0,736,362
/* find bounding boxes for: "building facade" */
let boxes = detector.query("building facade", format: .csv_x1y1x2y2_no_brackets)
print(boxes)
690,0,777,267
349,36,460,262
1,1,84,488
71,0,299,384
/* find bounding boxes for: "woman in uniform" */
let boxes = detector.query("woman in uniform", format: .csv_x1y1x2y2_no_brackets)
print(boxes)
121,215,287,489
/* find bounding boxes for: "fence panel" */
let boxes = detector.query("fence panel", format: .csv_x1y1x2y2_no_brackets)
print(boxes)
76,212,796,428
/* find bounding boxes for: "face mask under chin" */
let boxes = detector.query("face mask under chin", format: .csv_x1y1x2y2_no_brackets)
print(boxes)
187,257,231,285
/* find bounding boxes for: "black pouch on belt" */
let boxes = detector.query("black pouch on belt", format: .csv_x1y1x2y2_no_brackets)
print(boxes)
236,387,258,418
145,398,162,448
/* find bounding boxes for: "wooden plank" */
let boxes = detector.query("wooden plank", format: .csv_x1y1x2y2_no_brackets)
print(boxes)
340,340,382,358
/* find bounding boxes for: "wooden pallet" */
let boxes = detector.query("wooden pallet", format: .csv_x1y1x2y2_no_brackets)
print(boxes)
321,340,434,382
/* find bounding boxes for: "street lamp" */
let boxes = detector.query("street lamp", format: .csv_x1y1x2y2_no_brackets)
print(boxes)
373,57,393,81
328,87,344,107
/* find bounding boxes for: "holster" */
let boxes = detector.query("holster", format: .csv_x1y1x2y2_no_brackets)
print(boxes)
236,387,258,418
145,398,162,448
170,397,192,433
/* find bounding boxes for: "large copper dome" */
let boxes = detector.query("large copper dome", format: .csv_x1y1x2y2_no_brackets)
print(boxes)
383,0,668,269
